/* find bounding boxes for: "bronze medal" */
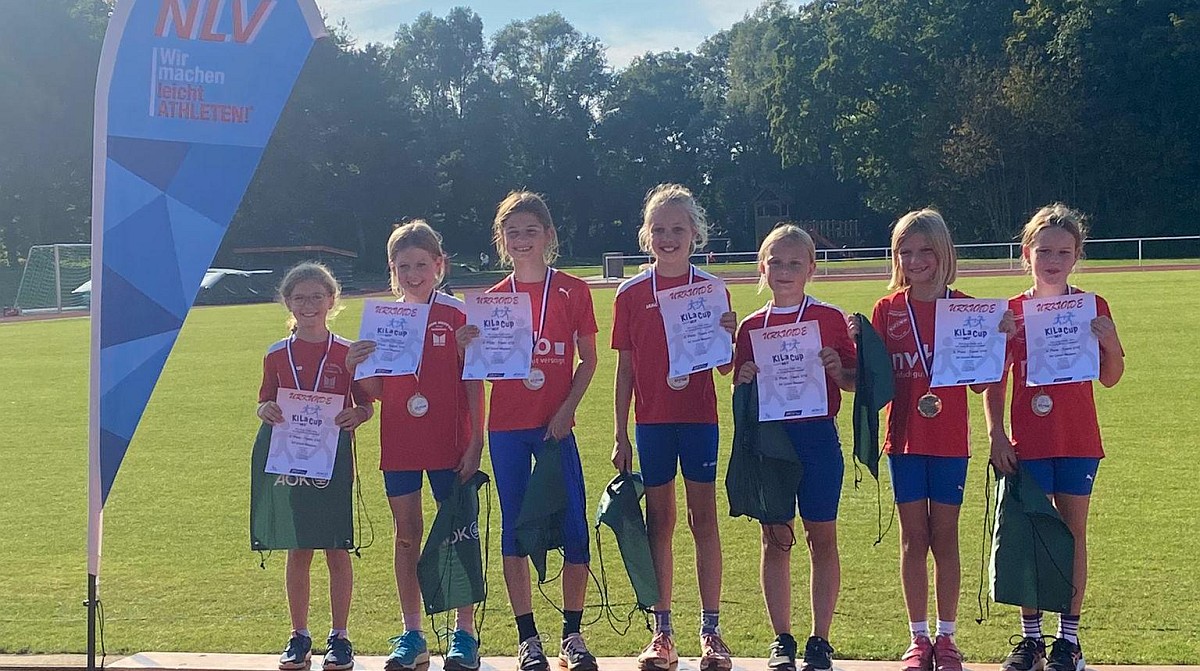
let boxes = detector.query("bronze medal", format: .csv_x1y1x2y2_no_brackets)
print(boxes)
524,367,546,390
917,392,943,418
667,375,690,391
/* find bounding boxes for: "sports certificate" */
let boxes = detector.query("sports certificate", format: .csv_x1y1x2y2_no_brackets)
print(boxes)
267,389,344,480
750,320,828,422
929,298,1008,387
1023,292,1100,386
353,299,431,379
462,291,534,380
656,279,733,379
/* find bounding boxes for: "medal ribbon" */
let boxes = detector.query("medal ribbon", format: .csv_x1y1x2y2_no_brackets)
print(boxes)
904,288,950,382
286,331,333,392
768,295,811,325
650,264,696,304
404,290,438,387
510,266,554,353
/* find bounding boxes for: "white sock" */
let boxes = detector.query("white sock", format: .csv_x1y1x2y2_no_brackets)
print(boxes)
910,621,930,639
329,628,348,640
294,628,312,639
403,612,423,633
936,620,956,639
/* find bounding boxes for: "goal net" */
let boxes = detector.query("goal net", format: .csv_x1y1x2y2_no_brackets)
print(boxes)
15,244,92,314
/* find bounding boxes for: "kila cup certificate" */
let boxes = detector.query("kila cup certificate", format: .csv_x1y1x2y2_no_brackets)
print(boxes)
462,291,534,380
354,299,431,380
1022,292,1099,386
656,280,733,379
750,320,828,422
266,389,344,481
929,298,1008,387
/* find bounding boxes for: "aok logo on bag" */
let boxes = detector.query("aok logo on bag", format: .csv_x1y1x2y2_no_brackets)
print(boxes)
441,521,481,547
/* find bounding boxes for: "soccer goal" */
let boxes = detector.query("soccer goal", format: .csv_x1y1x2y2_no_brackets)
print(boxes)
15,243,92,314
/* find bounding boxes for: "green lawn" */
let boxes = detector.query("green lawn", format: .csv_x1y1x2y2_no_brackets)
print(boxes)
3,270,1198,663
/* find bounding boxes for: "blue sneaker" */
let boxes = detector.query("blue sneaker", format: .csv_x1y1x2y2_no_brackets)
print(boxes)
444,630,480,671
279,633,313,671
385,630,430,671
323,635,354,671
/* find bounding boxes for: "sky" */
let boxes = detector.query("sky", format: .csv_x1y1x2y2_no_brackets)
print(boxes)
316,0,772,67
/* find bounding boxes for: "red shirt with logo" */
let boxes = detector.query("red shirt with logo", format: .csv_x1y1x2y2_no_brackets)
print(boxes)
734,297,856,421
871,290,971,457
612,266,728,425
377,293,472,471
259,333,365,408
1006,289,1117,460
486,270,599,432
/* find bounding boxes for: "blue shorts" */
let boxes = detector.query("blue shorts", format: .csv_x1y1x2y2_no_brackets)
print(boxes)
489,428,590,564
634,423,719,487
780,419,844,523
887,454,969,506
383,469,457,501
1023,457,1100,496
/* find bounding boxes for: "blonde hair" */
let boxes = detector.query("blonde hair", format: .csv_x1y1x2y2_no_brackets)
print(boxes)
638,183,710,255
756,223,817,293
277,262,341,332
1020,203,1087,271
492,190,560,267
888,209,958,290
386,219,447,296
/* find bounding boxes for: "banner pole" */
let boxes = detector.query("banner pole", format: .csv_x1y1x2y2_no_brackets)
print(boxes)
86,573,97,671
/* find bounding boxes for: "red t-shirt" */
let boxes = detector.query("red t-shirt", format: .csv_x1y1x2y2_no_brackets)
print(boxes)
259,333,365,408
487,270,599,432
871,290,970,457
1006,289,1118,459
734,297,856,421
377,293,472,471
611,266,727,425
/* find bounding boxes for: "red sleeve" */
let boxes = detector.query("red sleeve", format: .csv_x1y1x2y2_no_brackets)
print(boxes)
611,291,631,350
733,319,755,371
258,355,277,403
575,282,599,337
870,298,887,339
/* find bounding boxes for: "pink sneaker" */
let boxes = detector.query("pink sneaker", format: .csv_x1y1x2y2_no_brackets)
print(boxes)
637,631,677,671
900,635,934,671
699,632,733,671
933,635,963,671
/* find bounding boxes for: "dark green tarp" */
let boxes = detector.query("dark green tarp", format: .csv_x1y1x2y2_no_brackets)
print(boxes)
990,465,1076,613
417,471,490,615
595,472,659,610
726,381,803,525
513,438,566,582
250,422,354,550
852,313,894,480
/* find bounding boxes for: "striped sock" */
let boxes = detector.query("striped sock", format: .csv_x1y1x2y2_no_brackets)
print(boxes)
701,610,720,635
1021,613,1043,639
654,610,673,635
1058,614,1080,644
936,620,956,639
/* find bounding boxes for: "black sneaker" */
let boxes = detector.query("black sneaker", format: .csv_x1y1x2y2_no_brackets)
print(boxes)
767,633,798,671
279,633,313,671
1045,638,1083,671
323,635,354,671
558,633,598,671
518,635,551,671
1000,636,1047,671
799,636,833,671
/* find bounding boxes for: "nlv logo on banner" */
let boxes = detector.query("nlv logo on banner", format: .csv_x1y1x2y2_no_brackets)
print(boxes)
155,0,277,43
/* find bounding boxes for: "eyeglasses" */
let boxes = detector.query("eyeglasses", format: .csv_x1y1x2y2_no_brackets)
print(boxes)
288,293,329,306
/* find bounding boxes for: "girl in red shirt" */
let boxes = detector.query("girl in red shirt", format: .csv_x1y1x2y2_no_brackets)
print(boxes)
985,204,1124,671
345,221,485,671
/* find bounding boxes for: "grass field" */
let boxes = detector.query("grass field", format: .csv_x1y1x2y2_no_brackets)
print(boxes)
3,270,1199,663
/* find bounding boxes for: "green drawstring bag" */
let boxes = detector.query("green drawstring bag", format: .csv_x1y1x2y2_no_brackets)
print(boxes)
595,472,659,611
852,313,895,481
991,465,1076,613
250,422,354,550
417,471,490,615
513,438,566,582
727,381,803,525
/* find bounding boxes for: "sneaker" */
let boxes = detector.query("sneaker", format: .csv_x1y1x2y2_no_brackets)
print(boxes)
900,635,934,671
445,630,481,671
932,635,962,671
637,631,678,671
767,633,798,671
1045,638,1084,671
800,636,834,671
323,636,355,671
518,635,551,671
1000,636,1047,671
385,630,430,671
558,632,599,671
280,633,313,671
699,631,733,671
